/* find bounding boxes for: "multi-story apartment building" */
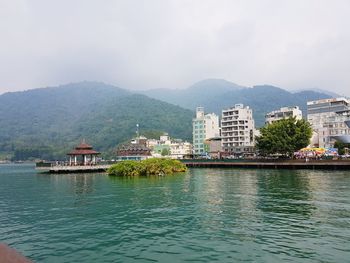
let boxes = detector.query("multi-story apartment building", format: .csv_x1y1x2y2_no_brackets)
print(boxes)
307,98,350,148
221,104,255,154
265,106,302,125
192,107,220,155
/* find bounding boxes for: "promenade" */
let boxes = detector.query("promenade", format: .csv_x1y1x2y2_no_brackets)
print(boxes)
181,159,350,170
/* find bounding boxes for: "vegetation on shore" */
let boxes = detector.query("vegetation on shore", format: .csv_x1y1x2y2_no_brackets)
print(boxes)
107,158,187,176
334,141,350,155
256,117,312,157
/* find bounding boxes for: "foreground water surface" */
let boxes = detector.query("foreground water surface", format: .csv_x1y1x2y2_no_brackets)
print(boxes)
0,164,350,262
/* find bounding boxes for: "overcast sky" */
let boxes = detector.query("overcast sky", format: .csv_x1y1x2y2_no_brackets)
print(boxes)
1,0,350,95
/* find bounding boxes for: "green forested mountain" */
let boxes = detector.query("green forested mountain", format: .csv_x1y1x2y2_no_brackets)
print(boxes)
142,79,332,126
0,79,334,160
0,82,193,160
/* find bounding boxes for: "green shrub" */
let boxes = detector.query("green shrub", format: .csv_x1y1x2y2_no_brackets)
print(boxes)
108,158,187,176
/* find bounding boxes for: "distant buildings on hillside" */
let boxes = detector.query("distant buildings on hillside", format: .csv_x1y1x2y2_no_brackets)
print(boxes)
116,133,192,160
118,96,350,161
192,96,350,158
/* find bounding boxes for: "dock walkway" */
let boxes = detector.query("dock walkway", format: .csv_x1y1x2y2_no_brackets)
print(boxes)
36,164,112,173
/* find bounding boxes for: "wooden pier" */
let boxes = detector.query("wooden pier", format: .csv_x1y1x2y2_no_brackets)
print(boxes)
36,163,112,173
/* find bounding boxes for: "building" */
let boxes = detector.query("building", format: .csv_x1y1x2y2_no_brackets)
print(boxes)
317,110,350,147
192,107,220,155
67,141,100,165
116,136,151,160
115,143,152,160
265,106,302,125
307,98,350,148
204,137,222,158
169,140,192,159
221,104,255,155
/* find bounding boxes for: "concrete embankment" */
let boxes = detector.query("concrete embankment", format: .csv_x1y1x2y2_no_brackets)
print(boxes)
181,159,350,170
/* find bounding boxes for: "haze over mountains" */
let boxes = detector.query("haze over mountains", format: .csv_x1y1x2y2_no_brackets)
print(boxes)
0,79,333,160
141,79,332,125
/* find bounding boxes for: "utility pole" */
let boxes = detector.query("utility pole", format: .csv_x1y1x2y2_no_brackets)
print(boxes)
136,123,139,143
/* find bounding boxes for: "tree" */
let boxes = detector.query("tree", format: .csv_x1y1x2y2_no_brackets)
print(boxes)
334,141,350,155
161,148,170,156
256,117,312,157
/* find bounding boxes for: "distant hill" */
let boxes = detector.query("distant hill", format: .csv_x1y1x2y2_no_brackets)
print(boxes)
140,79,245,109
142,79,332,127
292,88,341,98
0,82,193,160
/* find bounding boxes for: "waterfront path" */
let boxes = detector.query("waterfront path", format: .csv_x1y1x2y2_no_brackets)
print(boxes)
182,159,350,170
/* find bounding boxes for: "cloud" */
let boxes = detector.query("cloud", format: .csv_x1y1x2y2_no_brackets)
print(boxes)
0,0,350,95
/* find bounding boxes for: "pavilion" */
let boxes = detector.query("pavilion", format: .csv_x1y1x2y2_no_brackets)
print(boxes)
67,141,100,166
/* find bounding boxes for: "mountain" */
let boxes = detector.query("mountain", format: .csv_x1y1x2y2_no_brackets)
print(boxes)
0,79,335,160
0,82,193,160
293,88,341,98
140,79,244,109
142,80,332,127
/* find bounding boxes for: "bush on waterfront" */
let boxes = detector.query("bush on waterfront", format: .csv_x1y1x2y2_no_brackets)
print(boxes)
107,158,187,176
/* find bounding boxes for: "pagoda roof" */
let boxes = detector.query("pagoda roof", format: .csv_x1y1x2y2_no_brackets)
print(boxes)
75,142,93,150
116,143,151,156
67,141,100,155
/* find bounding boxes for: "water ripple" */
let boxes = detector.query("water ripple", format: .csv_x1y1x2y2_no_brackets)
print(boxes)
1,165,350,262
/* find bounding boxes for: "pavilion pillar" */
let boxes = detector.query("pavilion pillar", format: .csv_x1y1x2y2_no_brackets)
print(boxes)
92,155,96,164
74,156,77,165
69,156,72,166
84,155,87,165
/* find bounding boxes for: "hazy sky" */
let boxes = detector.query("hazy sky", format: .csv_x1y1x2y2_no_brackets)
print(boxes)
1,0,350,95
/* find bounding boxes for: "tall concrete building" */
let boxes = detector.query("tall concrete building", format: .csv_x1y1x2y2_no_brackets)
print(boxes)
307,98,350,148
221,104,255,154
192,107,220,155
265,106,302,125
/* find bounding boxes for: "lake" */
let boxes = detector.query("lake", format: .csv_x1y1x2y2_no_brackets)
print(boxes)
0,163,350,262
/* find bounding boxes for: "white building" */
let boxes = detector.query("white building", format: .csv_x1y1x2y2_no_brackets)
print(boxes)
221,104,255,154
265,106,302,125
307,98,350,148
169,141,192,159
192,107,220,155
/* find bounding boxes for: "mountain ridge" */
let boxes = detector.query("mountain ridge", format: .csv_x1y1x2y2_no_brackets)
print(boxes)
0,79,335,160
141,79,332,126
0,82,193,160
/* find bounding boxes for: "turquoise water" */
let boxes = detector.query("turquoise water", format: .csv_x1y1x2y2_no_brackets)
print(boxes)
1,164,350,262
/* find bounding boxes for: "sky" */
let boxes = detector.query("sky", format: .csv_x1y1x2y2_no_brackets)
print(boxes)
1,0,350,95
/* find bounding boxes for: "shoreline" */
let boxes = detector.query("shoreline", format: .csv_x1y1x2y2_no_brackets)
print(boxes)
182,159,350,170
33,159,350,173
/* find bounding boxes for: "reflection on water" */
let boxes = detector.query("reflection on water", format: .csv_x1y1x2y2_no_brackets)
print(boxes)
1,164,350,262
37,173,98,206
256,170,315,217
